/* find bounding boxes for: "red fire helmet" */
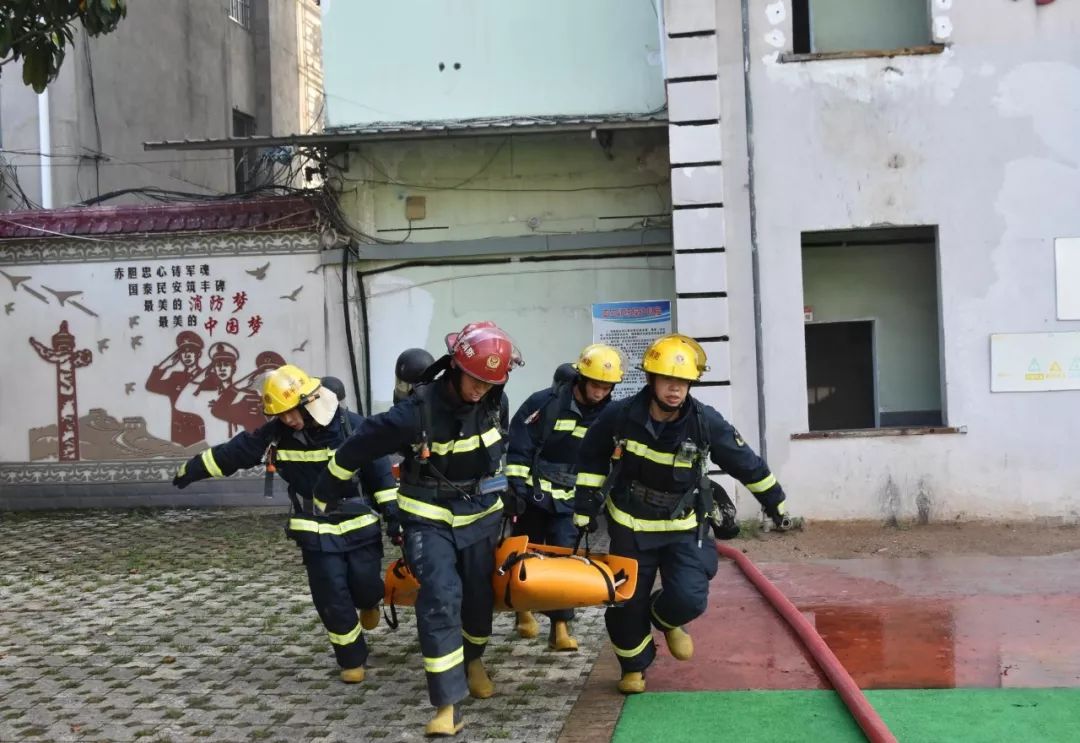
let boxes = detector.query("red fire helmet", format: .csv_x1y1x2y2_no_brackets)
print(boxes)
444,321,523,385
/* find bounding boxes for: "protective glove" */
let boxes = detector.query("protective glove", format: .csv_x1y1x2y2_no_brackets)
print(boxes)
382,503,403,546
573,513,599,534
313,470,351,514
763,501,792,531
503,482,528,518
172,461,196,490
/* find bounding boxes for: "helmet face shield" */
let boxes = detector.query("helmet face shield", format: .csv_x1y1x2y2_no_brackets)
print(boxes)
300,386,338,427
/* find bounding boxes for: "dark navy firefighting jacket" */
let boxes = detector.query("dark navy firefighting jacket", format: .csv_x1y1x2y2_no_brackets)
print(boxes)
177,408,397,553
315,377,509,548
505,382,609,514
574,387,786,545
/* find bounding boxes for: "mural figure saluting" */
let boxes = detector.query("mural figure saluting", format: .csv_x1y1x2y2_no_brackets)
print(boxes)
145,331,208,447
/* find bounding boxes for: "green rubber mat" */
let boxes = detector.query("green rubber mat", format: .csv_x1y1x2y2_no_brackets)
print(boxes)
614,688,1080,743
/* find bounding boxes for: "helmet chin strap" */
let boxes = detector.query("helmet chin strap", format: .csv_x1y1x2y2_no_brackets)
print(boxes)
574,376,613,409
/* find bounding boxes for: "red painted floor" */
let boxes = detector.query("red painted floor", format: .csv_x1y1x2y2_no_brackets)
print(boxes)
644,553,1080,692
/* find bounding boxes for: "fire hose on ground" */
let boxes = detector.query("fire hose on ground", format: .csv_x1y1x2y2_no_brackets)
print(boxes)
716,544,899,743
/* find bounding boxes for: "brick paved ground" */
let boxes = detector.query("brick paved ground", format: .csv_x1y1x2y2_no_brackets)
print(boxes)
0,509,614,743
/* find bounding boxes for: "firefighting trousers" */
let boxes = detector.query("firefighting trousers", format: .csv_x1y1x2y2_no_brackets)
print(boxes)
511,506,578,622
403,519,500,707
603,521,719,674
302,542,384,670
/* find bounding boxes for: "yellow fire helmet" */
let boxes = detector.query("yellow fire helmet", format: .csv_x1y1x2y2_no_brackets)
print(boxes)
262,363,339,426
574,343,625,384
640,334,709,382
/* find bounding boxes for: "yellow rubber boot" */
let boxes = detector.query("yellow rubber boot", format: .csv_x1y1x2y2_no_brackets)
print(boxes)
516,611,540,639
664,627,694,661
617,671,646,694
424,705,464,737
466,659,494,699
340,666,365,684
359,607,381,631
548,620,579,652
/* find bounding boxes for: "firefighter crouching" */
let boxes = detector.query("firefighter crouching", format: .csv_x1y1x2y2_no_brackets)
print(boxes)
314,322,522,738
172,364,398,684
505,344,624,650
573,335,791,694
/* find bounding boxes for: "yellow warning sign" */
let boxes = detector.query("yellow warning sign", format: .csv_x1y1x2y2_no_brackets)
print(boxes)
1049,361,1066,379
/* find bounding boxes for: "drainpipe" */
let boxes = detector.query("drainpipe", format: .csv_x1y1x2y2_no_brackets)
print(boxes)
37,88,53,209
740,0,767,460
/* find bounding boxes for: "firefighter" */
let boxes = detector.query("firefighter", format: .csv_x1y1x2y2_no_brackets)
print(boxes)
394,347,436,404
505,344,624,651
573,334,791,694
552,362,578,386
314,321,522,738
171,364,398,684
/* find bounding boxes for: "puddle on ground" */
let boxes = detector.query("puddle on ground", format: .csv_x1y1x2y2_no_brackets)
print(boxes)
645,556,1080,692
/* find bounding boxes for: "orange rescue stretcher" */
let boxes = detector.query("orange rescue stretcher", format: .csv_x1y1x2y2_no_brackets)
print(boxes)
381,535,638,625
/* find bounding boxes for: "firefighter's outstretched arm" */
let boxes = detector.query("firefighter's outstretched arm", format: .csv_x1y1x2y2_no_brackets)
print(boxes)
572,405,618,532
172,422,278,489
314,402,419,508
706,410,790,529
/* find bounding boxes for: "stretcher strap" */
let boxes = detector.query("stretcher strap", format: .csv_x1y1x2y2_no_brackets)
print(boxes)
585,558,617,605
383,589,400,630
499,550,618,608
382,557,412,631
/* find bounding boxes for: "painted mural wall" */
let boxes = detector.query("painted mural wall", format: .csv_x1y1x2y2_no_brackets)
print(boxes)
0,233,322,487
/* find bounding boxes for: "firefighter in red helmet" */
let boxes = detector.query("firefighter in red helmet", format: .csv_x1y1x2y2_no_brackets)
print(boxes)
315,321,522,737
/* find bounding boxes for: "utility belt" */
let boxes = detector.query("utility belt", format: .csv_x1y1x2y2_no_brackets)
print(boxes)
533,460,577,490
622,480,698,520
399,473,507,502
292,489,370,518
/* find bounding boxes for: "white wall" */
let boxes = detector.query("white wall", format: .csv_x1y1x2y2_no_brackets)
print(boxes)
684,0,1080,521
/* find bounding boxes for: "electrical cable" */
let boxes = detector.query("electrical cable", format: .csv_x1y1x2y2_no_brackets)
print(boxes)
339,240,364,412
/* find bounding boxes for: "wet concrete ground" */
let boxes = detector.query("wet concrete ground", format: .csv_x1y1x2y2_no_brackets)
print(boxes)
646,552,1080,692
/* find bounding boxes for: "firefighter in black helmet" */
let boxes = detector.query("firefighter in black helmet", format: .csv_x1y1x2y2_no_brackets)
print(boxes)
394,348,436,404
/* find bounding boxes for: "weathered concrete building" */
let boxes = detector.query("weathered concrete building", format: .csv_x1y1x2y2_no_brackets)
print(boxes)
54,0,1080,523
0,0,322,209
660,0,1080,521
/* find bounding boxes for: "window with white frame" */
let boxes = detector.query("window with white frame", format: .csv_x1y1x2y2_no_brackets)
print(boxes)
792,0,931,56
229,0,252,29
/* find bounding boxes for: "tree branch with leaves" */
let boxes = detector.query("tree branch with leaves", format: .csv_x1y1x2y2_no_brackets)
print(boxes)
0,0,127,93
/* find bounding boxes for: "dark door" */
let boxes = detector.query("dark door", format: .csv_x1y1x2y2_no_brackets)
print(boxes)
805,321,876,431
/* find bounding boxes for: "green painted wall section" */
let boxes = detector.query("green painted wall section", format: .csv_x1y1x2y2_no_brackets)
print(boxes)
322,0,665,126
801,243,942,415
340,130,671,242
811,0,930,53
361,252,675,413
